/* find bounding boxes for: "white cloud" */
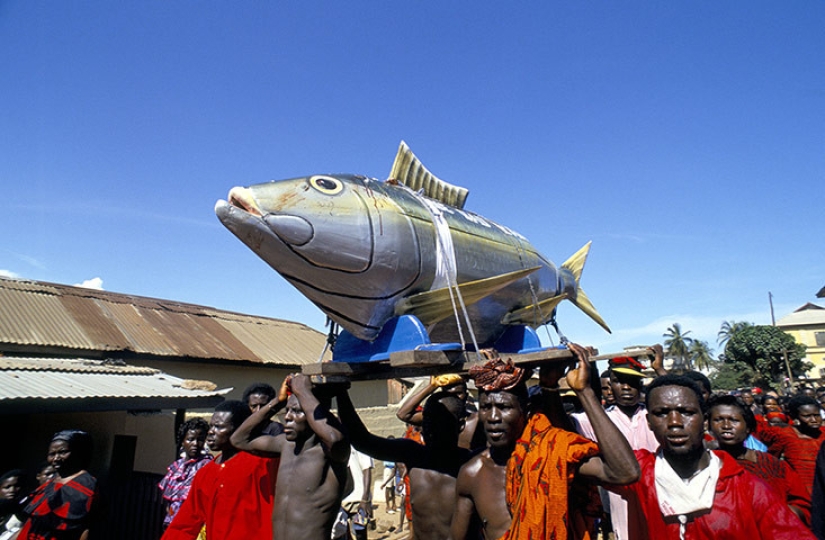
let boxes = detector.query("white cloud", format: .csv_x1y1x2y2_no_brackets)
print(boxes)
76,277,104,290
0,269,20,279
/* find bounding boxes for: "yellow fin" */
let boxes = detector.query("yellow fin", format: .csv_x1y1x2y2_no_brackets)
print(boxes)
561,241,611,333
569,287,611,333
395,267,540,325
561,241,591,282
388,141,469,209
502,294,567,326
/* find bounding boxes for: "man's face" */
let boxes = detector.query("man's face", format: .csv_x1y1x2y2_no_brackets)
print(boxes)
794,404,823,434
443,382,469,403
600,377,615,406
478,391,526,450
206,411,235,452
817,391,825,409
283,395,309,441
647,385,705,459
740,392,754,406
609,371,642,408
247,392,270,412
182,428,207,459
708,405,749,448
0,476,21,501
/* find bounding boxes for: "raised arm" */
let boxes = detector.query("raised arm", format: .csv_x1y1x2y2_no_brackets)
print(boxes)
336,388,421,464
567,343,640,484
648,344,668,377
396,374,464,425
230,381,288,456
289,374,350,464
536,361,576,430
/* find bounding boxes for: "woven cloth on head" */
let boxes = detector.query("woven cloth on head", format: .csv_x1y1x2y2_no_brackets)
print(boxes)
468,356,526,392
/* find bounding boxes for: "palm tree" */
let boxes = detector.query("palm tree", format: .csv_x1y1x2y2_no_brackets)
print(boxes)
664,323,693,370
717,320,752,348
689,340,715,371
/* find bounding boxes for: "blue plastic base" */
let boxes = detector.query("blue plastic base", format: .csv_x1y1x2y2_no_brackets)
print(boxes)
492,325,544,354
332,316,551,363
333,315,462,363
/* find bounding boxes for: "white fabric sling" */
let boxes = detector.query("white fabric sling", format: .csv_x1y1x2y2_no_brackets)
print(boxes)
654,450,720,540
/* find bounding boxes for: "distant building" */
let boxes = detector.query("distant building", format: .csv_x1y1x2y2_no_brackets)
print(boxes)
776,303,825,382
0,277,406,538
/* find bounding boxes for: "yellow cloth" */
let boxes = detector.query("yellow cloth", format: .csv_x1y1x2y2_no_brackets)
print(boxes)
503,413,600,540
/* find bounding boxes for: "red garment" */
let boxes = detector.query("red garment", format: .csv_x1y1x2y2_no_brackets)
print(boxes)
738,451,811,526
18,472,97,540
608,449,814,540
161,451,277,540
755,420,824,494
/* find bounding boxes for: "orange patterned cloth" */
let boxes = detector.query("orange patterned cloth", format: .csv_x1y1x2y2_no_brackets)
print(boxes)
502,413,600,540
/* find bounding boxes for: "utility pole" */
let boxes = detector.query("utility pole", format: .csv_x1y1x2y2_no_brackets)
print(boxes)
769,292,794,393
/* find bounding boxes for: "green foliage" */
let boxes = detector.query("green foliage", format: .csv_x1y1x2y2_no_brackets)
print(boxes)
664,323,693,369
723,325,810,387
717,320,752,347
709,361,757,392
689,340,716,371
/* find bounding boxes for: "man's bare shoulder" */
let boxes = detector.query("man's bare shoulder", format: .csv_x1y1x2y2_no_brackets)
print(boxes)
457,449,499,485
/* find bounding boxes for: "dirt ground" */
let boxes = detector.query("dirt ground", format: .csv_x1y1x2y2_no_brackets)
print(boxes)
364,498,411,540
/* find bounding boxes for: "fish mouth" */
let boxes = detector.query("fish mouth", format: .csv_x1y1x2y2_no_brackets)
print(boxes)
218,187,314,247
228,187,262,217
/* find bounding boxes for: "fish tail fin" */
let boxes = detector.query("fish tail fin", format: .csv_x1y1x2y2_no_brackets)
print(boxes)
562,241,612,334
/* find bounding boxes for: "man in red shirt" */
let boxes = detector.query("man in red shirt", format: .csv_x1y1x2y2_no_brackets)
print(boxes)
162,400,277,540
608,375,814,540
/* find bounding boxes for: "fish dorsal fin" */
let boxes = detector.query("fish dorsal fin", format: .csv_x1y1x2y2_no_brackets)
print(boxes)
501,294,567,327
395,267,540,325
389,141,469,209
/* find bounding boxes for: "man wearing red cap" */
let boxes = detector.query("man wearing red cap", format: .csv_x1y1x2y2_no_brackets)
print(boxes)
571,345,660,540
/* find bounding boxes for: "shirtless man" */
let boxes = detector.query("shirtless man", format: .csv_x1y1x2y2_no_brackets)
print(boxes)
336,385,473,540
396,374,486,451
451,344,639,540
230,374,350,540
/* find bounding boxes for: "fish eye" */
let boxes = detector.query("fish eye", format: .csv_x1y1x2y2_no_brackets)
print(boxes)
309,176,343,195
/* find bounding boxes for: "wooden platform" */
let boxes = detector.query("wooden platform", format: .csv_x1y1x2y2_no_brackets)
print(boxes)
303,346,656,383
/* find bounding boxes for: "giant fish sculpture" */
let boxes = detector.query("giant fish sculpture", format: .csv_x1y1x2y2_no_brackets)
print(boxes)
215,142,610,353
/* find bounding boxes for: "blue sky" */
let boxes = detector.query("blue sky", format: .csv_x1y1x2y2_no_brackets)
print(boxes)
2,2,823,360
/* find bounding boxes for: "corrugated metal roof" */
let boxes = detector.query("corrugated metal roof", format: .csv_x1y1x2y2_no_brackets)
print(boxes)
0,356,230,411
0,277,330,367
776,304,825,328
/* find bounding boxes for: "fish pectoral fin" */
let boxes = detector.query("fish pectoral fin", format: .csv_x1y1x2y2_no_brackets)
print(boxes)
569,287,611,333
395,267,541,325
501,294,567,327
388,141,470,209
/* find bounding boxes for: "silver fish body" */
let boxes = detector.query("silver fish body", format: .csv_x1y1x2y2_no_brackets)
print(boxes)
216,169,607,348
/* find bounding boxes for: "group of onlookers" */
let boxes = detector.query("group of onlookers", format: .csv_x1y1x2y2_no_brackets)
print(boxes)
3,346,824,540
0,431,96,540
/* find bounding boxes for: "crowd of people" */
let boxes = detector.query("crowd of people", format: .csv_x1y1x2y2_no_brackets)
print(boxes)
2,344,825,540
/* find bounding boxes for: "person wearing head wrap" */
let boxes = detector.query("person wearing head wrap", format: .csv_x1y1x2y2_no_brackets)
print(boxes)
451,345,639,540
16,430,97,540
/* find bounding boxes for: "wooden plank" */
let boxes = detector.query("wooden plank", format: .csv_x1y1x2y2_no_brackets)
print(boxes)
591,348,652,362
303,346,602,383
